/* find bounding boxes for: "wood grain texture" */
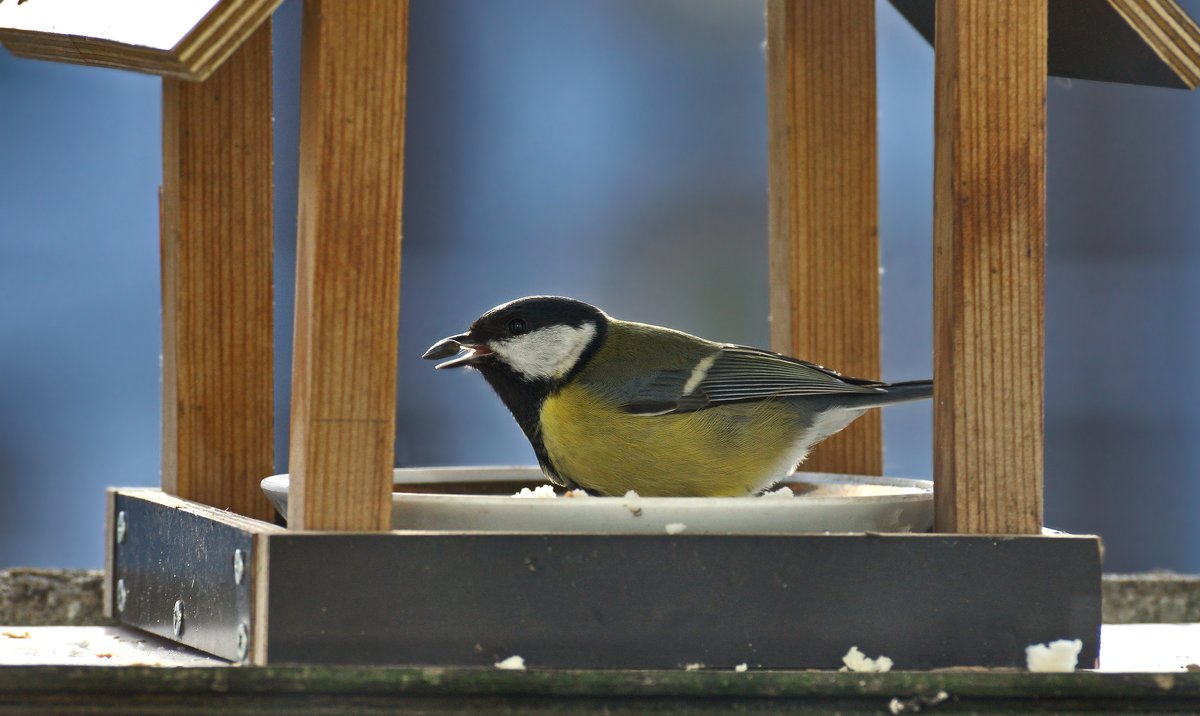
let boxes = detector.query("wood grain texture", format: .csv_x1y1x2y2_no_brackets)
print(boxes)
933,1,1046,534
1108,0,1200,88
766,0,882,475
102,490,116,620
161,21,274,521
887,0,1200,89
251,531,271,665
288,0,408,532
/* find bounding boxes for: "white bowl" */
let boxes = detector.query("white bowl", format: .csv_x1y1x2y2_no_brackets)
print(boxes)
261,467,932,534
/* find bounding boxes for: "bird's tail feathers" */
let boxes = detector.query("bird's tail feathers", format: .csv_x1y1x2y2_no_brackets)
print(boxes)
840,379,932,409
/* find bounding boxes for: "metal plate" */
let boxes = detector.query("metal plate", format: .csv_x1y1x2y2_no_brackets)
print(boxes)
264,532,1102,669
111,493,253,661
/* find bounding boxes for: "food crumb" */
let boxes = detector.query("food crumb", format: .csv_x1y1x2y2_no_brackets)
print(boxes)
512,485,557,499
665,522,687,535
494,655,526,670
624,490,640,498
95,653,114,659
563,489,590,498
1025,639,1082,673
684,662,704,671
840,646,893,673
2,631,31,639
763,486,795,499
1186,663,1200,672
889,690,949,713
734,663,748,672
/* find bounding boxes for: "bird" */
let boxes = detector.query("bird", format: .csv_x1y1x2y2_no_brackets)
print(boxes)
422,296,931,497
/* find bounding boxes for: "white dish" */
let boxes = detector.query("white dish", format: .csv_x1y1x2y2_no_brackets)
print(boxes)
261,466,932,534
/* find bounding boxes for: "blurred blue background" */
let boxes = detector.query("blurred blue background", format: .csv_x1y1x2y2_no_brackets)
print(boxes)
1,0,1198,572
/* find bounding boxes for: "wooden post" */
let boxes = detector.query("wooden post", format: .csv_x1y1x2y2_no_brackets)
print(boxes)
766,0,882,475
933,1,1047,534
288,0,408,531
160,21,274,520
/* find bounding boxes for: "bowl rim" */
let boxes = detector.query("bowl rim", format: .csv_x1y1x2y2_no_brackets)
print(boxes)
261,466,932,506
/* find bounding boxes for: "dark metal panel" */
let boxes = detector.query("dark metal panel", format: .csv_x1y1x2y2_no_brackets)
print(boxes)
111,493,253,661
264,533,1102,669
888,0,1192,89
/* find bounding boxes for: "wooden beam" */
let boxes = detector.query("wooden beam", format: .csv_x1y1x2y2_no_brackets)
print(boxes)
766,0,882,475
288,0,408,531
888,0,1200,90
0,0,286,81
1107,0,1200,88
161,20,274,521
933,1,1047,534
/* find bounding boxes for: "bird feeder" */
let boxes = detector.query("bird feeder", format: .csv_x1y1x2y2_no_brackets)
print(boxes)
4,0,1200,670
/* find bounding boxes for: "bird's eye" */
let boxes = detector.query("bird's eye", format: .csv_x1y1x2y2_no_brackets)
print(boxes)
507,318,528,335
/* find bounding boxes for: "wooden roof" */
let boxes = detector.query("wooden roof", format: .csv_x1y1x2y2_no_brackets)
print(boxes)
0,0,283,81
3,0,1199,88
889,0,1200,89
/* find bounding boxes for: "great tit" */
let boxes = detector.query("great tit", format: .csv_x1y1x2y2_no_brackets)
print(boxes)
423,296,931,497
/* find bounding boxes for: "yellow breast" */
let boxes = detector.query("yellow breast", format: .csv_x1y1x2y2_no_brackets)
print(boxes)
539,382,804,496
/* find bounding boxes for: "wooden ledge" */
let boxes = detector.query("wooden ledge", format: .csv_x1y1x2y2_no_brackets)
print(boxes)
0,656,1199,714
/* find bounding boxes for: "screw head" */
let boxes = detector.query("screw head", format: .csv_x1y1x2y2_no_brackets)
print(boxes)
115,579,127,612
233,548,246,584
172,600,184,636
116,511,127,544
236,623,249,661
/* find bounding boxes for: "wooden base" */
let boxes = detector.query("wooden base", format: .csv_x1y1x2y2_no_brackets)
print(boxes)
106,489,1102,669
5,626,1200,713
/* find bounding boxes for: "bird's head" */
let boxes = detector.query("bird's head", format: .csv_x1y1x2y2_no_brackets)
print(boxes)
422,296,607,387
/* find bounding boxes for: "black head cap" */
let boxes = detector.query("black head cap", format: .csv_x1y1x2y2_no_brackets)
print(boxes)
465,295,606,345
423,296,608,483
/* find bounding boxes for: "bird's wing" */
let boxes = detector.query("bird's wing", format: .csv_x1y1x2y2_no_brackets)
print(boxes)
619,344,885,416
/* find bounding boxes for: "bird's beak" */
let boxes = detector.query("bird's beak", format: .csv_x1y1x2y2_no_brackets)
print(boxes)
422,332,494,369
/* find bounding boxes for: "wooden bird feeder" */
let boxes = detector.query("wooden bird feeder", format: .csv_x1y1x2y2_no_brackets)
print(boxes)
4,0,1200,674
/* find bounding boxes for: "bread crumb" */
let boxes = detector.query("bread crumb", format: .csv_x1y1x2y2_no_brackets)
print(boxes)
763,486,795,499
665,522,687,535
494,655,526,670
1025,639,1082,672
840,646,893,673
684,662,704,671
2,631,31,639
889,690,948,713
734,663,748,672
564,489,590,498
512,485,557,498
624,490,640,498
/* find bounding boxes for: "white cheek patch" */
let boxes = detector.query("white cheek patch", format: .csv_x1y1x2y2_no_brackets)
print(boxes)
490,322,598,381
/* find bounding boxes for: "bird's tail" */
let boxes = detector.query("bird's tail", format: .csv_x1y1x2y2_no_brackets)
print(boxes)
881,379,933,403
837,379,932,409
